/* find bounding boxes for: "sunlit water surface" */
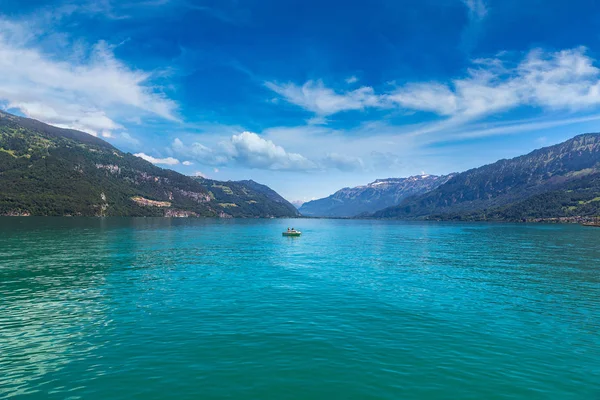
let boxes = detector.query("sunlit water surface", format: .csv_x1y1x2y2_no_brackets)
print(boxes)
1,218,599,399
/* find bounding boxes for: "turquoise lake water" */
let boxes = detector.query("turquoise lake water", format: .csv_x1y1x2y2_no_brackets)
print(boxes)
1,218,599,399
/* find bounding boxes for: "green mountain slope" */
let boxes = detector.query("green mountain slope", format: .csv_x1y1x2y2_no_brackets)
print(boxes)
372,134,600,221
192,177,300,218
0,110,298,218
460,173,600,221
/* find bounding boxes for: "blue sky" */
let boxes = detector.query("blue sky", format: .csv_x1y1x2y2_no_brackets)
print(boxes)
2,0,600,202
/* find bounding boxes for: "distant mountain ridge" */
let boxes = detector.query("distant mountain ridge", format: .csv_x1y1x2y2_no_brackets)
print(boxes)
299,174,455,217
0,110,298,218
372,133,600,221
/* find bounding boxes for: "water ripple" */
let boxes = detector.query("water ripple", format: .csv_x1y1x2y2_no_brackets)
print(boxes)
1,218,599,399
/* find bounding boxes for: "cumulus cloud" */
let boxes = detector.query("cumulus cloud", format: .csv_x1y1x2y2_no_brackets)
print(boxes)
230,131,317,170
194,171,207,178
182,160,193,166
171,131,372,173
134,153,180,165
265,80,380,115
171,132,318,171
0,15,178,136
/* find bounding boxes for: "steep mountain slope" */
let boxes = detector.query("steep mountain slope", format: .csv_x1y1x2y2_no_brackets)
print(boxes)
452,172,600,221
237,179,300,216
299,175,455,217
373,134,600,220
192,177,300,217
0,110,298,218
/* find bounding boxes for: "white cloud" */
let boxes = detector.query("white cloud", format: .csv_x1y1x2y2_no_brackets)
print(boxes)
450,113,600,139
0,15,178,136
346,76,359,84
266,48,600,133
182,160,193,166
134,153,180,165
390,47,600,126
171,132,317,171
229,131,317,170
265,80,381,115
388,83,459,116
194,171,207,178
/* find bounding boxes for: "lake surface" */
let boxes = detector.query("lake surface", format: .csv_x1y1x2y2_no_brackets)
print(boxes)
1,218,599,399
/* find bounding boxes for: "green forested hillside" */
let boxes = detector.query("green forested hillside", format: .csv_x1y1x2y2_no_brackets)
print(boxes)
456,173,600,221
0,110,298,218
192,177,300,218
372,134,600,221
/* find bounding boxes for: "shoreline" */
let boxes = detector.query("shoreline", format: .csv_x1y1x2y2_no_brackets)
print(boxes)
1,214,600,225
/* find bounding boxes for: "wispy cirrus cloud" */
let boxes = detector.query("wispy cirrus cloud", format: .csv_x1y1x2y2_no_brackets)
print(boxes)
0,12,178,136
460,0,488,51
390,47,600,126
266,47,600,135
264,80,381,115
462,0,488,21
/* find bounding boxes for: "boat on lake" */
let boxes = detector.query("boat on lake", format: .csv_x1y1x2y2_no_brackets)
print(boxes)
282,230,302,237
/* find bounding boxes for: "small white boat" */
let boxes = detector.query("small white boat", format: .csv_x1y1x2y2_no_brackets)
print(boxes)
282,230,301,237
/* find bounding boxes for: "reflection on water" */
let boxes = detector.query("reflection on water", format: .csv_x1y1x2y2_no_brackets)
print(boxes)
1,218,599,399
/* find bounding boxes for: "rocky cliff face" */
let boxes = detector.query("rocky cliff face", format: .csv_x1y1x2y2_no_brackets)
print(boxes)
299,174,455,217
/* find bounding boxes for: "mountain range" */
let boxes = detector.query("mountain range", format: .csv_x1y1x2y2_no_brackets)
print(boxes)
3,108,600,222
0,110,299,218
299,175,455,217
372,133,600,221
302,134,600,221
